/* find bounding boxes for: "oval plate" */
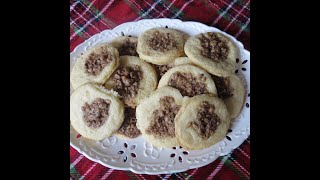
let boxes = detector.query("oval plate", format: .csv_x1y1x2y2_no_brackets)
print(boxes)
70,18,250,175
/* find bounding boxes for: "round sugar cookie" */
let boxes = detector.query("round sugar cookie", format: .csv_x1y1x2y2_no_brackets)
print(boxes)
137,28,185,65
104,56,158,108
70,83,125,140
71,43,120,89
175,94,230,150
184,32,237,76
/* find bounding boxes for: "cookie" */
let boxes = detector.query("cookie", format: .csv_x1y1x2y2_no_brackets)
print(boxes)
104,56,157,108
115,107,141,139
158,64,217,97
70,83,125,140
184,32,237,76
137,28,185,65
211,74,245,119
71,43,120,89
136,86,184,148
110,36,138,56
175,94,230,150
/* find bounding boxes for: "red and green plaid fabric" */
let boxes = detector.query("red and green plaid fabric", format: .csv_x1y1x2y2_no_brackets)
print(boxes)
70,0,250,179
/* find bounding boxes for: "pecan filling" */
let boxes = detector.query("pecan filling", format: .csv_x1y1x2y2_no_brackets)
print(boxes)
118,39,138,56
153,64,174,79
189,101,221,139
112,65,142,100
199,32,229,62
85,47,112,76
211,75,233,99
168,72,208,97
148,31,177,52
117,107,141,138
81,98,111,128
146,96,180,138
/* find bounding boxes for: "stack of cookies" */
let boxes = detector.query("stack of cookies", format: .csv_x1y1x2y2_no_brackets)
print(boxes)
70,27,245,150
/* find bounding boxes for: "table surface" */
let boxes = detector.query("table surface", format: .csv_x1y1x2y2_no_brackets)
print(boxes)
70,0,250,179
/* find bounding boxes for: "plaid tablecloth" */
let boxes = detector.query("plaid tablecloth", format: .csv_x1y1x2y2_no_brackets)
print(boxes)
70,0,250,179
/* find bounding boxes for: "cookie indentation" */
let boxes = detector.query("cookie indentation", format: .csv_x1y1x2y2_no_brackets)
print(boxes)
112,65,142,100
148,31,177,52
81,98,111,128
189,101,221,139
168,72,208,97
85,48,112,76
146,96,180,138
199,32,229,62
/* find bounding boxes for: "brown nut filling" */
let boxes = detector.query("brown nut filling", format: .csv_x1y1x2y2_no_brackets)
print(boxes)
85,47,112,76
112,65,142,100
147,31,177,52
146,96,180,138
199,32,229,62
189,101,221,139
153,64,174,79
118,38,138,56
117,107,141,138
211,75,233,99
81,98,111,129
168,72,208,97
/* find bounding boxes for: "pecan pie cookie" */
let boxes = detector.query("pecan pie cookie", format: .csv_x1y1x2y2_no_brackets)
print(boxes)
158,64,217,97
137,28,185,65
70,83,125,140
70,43,120,89
184,32,237,76
211,74,245,119
175,94,230,150
104,56,157,108
136,86,184,148
110,36,138,56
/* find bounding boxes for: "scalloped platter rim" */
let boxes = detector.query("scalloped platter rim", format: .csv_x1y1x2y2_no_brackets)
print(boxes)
70,18,250,175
